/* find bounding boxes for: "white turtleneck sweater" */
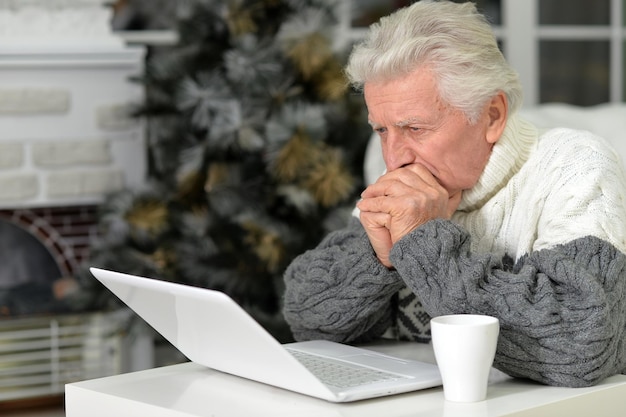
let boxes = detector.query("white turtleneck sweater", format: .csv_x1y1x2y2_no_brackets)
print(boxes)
283,115,626,387
456,115,626,258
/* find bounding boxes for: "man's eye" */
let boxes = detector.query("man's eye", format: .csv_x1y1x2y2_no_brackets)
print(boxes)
374,127,387,135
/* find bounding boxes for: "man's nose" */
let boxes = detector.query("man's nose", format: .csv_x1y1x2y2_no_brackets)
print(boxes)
383,131,415,171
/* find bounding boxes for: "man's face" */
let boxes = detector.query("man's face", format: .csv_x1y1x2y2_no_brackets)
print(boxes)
364,68,500,201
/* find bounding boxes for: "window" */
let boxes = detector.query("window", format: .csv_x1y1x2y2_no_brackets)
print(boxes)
113,0,626,107
345,0,626,106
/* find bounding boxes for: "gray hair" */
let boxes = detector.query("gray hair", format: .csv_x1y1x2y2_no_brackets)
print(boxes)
345,0,523,123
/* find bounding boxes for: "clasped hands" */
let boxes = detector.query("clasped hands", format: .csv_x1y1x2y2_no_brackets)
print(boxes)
357,163,461,268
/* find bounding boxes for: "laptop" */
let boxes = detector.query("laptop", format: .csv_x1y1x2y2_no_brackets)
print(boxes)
90,267,442,402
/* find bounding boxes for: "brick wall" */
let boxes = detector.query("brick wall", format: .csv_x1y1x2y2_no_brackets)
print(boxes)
0,205,99,277
0,138,125,203
0,48,146,209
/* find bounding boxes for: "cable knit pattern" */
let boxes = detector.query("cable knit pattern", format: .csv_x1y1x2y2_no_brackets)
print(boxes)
283,217,405,342
390,220,626,387
282,115,626,386
455,116,626,258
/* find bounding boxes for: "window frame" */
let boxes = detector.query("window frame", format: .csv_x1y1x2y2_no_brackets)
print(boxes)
117,0,626,106
501,0,624,106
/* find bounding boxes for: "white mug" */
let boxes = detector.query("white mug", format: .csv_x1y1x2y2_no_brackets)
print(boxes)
430,314,500,402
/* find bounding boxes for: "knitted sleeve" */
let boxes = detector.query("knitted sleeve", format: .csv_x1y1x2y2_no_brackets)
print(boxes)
283,217,405,342
390,219,626,387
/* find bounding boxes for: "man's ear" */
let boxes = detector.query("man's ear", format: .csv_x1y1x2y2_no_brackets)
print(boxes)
485,91,508,144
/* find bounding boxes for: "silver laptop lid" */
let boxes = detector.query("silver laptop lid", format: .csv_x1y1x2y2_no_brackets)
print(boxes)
90,267,334,399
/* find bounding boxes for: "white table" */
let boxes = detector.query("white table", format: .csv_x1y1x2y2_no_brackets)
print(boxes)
65,342,626,417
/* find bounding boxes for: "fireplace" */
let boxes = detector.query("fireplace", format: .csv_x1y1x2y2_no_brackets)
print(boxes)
0,205,99,317
0,0,150,403
0,1,146,312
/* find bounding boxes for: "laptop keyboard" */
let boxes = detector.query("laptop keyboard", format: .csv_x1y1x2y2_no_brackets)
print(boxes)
287,349,406,388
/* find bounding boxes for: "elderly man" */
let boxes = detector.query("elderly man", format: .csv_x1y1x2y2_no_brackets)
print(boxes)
283,0,626,387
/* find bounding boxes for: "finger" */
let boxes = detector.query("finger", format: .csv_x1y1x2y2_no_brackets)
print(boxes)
359,212,394,268
446,192,463,218
361,164,440,198
386,163,440,189
359,189,442,216
357,195,385,214
361,177,423,200
357,195,394,215
359,209,391,229
400,163,441,187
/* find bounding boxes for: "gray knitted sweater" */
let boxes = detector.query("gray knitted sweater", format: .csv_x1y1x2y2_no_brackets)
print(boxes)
283,116,626,387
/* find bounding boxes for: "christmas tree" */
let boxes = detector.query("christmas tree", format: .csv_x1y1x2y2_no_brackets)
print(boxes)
75,0,371,342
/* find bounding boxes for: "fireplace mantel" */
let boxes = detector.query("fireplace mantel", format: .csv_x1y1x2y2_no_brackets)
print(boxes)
0,0,147,209
0,45,146,209
0,0,122,51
